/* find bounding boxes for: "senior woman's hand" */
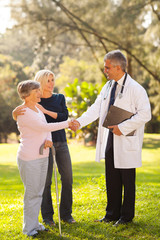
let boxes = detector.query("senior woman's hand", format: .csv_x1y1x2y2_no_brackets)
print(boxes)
44,140,53,149
68,119,80,132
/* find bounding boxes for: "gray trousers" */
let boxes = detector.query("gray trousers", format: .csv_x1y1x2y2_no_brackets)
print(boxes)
17,157,48,236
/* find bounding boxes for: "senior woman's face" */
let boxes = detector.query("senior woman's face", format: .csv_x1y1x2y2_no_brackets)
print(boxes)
27,88,41,103
43,74,55,93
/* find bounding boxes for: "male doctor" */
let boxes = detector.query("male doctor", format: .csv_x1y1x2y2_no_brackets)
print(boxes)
70,50,151,226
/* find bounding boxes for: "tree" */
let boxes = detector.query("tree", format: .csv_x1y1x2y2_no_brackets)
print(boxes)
0,54,28,142
56,56,104,91
0,27,35,66
8,0,160,132
65,78,104,143
9,0,160,81
0,94,19,143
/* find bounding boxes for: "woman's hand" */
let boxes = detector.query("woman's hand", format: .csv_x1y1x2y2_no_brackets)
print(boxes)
44,140,53,149
12,104,27,121
36,103,47,114
68,119,80,131
36,103,58,119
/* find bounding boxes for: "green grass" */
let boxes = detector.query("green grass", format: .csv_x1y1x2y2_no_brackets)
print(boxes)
0,133,160,240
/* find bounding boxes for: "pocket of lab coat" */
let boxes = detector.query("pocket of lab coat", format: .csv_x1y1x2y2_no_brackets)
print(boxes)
122,135,139,151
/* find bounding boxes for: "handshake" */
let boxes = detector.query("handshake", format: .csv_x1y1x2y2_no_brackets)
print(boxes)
68,119,80,132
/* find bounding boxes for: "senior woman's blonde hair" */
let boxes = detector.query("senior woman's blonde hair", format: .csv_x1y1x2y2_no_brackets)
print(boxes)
34,69,55,94
17,80,40,100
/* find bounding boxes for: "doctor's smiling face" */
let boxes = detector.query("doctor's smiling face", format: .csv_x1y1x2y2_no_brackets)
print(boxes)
104,59,123,81
104,59,118,80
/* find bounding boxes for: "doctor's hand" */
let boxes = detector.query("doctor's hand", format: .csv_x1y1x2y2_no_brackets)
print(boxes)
69,119,80,132
108,125,122,136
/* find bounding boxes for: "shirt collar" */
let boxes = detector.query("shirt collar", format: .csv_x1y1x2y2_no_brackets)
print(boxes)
117,73,125,86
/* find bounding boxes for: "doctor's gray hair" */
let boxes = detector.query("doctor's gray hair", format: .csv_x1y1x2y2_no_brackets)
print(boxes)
104,50,127,72
17,80,40,100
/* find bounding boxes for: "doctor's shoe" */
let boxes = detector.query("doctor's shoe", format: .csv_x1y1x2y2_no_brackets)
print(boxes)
94,217,114,223
113,219,132,227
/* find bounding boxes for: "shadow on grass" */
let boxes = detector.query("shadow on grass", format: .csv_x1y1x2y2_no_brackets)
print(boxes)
72,161,104,187
1,161,160,190
33,219,160,240
137,171,160,184
0,161,160,239
72,161,160,188
0,164,22,190
143,137,160,149
0,164,19,177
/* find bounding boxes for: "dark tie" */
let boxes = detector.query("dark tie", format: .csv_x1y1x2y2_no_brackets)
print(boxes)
106,81,118,153
108,81,118,107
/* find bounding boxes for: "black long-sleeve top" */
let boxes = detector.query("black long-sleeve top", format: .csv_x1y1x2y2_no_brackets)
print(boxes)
40,94,68,142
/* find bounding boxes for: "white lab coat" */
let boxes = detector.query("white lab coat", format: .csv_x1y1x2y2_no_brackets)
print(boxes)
77,74,151,168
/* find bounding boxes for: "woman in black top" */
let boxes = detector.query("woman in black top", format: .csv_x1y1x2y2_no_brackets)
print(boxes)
34,70,75,224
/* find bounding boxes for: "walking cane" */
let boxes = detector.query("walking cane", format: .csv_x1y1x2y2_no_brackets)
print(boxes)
39,144,62,236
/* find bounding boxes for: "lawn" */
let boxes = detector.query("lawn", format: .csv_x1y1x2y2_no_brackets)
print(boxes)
0,133,160,240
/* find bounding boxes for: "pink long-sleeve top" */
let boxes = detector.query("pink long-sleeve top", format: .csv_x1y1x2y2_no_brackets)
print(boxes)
17,107,69,161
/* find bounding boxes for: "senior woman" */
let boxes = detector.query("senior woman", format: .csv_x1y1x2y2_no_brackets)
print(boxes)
13,70,75,225
15,80,71,237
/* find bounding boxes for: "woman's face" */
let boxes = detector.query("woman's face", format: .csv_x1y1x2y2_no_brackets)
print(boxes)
27,88,41,103
43,74,55,93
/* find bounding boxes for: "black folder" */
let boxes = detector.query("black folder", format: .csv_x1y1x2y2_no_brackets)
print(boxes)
103,105,135,136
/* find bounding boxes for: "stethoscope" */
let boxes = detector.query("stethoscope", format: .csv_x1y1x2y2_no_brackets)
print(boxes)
103,72,127,100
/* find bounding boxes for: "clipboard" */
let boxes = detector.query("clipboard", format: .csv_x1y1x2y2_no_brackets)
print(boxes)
102,105,135,136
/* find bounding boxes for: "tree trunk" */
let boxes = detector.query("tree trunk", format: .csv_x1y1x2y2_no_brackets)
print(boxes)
127,53,132,76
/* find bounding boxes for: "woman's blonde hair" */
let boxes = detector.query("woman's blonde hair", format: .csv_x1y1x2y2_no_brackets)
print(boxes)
34,69,55,94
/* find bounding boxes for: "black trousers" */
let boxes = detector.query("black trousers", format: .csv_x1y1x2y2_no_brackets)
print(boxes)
41,142,73,221
105,146,135,222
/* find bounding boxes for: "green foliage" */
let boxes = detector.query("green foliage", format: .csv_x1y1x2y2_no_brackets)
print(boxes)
0,134,160,239
0,54,28,142
0,0,159,132
0,54,27,103
56,56,103,91
0,28,35,66
65,78,104,142
0,95,18,143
